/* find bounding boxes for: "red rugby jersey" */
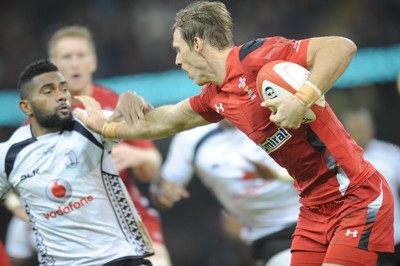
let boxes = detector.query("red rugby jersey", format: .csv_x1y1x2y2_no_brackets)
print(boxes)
190,36,375,205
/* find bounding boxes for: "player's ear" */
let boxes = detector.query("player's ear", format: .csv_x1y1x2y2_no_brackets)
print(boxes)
19,100,33,117
193,37,203,52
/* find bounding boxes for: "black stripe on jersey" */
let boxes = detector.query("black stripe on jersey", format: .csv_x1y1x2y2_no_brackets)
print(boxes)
239,38,266,62
306,127,326,154
193,127,222,163
306,128,338,171
70,120,103,149
5,138,37,177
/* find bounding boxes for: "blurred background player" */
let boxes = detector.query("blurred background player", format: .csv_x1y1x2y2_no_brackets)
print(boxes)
151,119,300,266
341,108,400,266
5,26,171,266
0,240,10,266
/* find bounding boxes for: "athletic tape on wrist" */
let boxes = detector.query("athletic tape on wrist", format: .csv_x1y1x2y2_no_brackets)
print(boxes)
305,80,322,97
101,122,120,139
295,80,323,108
101,122,108,136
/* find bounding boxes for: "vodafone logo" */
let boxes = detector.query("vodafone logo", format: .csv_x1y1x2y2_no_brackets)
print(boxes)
44,179,94,220
43,195,94,220
46,179,72,203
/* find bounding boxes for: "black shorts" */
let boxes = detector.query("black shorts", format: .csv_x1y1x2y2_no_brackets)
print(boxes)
103,257,152,266
251,223,296,264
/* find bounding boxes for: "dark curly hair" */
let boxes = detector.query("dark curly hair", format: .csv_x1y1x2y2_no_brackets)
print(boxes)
18,59,58,99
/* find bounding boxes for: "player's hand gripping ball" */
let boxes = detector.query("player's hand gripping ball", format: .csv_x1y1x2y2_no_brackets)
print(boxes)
256,60,325,123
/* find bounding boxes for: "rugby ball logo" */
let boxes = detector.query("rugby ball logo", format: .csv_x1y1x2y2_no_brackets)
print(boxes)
256,60,325,123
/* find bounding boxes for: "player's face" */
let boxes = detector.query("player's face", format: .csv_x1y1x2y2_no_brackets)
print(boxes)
51,37,97,95
173,29,211,86
30,72,73,131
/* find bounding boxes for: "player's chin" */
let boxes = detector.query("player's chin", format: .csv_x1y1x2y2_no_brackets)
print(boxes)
58,110,73,122
193,77,208,86
58,108,72,118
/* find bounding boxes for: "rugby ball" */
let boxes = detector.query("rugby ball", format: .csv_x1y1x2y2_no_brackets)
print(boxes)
256,60,325,123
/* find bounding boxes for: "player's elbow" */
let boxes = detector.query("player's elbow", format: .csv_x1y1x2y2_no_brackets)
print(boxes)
337,37,357,60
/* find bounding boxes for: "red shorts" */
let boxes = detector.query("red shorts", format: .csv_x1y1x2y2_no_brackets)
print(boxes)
292,171,394,262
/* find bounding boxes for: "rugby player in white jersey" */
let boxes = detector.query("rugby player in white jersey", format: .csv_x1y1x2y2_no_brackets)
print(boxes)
0,59,153,266
152,119,300,266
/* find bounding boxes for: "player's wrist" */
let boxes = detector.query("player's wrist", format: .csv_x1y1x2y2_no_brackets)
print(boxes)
294,80,322,108
149,177,172,210
101,121,120,139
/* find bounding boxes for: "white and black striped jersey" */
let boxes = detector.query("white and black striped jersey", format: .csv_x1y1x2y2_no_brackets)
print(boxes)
0,117,153,266
161,123,300,243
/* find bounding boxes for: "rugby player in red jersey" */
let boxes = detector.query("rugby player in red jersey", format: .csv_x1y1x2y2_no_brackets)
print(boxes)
76,2,394,265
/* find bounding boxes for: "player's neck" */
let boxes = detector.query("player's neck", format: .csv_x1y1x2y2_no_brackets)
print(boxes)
30,123,60,137
210,47,232,86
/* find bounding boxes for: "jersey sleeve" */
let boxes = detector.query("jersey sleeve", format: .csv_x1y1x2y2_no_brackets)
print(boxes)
0,174,11,201
241,36,310,69
161,131,196,186
0,143,12,200
189,85,224,123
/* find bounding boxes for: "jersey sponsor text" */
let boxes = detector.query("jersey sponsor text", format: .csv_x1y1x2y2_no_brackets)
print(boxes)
259,127,291,153
43,195,94,220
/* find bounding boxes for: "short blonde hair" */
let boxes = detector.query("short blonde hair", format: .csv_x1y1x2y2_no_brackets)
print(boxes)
172,1,234,50
48,25,96,58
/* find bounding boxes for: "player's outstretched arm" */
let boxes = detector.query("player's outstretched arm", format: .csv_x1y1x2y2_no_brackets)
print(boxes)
109,91,154,129
74,95,210,140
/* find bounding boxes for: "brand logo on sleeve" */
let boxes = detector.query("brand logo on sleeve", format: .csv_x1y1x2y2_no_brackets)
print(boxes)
293,40,302,52
259,127,291,154
215,103,225,113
